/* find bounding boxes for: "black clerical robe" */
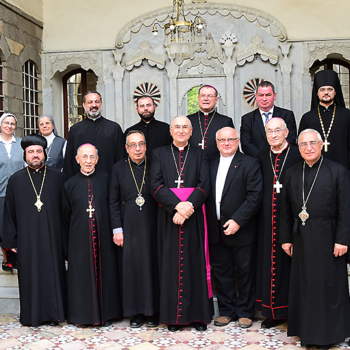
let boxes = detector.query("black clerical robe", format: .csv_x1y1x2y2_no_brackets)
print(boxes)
109,158,159,317
280,157,350,345
63,117,124,178
150,144,213,325
299,104,350,169
62,170,122,325
187,110,234,160
124,119,172,159
255,144,301,319
2,166,66,327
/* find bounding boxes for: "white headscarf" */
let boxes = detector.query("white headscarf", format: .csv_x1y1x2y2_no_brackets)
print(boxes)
0,113,17,136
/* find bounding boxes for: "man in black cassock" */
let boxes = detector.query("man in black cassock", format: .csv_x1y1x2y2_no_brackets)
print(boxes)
280,129,350,348
63,91,124,178
124,96,172,159
255,118,301,329
2,134,66,327
62,143,122,326
240,81,297,158
110,130,159,328
299,70,350,169
187,85,234,160
150,116,213,332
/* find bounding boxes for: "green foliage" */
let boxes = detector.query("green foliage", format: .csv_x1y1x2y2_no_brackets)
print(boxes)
187,87,199,114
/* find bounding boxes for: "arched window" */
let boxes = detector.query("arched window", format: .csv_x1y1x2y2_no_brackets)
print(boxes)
310,59,350,108
62,69,97,138
0,57,3,114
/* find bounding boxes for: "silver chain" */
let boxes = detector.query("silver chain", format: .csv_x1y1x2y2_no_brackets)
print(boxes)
171,143,190,179
302,156,323,208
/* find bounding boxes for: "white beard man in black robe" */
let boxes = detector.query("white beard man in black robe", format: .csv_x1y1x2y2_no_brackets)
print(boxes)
62,143,122,326
2,134,67,327
150,116,213,332
280,129,350,348
255,118,301,329
63,91,124,178
187,85,234,160
124,96,172,159
299,70,350,170
110,130,159,328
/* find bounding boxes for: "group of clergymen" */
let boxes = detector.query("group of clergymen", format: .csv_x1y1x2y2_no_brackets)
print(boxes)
1,68,350,349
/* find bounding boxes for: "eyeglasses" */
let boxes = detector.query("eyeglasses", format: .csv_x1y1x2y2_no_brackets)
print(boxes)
173,125,190,131
318,87,334,93
127,142,146,149
80,155,97,160
216,138,238,144
199,94,216,100
298,141,321,149
266,128,285,135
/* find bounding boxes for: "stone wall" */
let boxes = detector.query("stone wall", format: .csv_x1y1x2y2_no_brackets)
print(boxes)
0,0,43,136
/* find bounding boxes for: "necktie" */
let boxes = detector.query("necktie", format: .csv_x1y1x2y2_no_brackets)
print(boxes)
263,112,271,126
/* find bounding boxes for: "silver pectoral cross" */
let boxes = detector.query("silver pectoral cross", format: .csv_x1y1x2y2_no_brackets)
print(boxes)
8,154,11,159
324,139,330,152
175,175,184,188
86,203,95,218
34,196,43,212
273,180,283,193
198,139,204,150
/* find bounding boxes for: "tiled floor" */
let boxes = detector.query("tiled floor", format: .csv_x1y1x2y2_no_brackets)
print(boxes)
0,315,349,350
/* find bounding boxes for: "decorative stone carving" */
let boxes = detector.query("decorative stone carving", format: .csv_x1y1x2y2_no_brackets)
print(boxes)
192,0,207,2
220,31,238,60
133,82,161,106
115,3,287,49
304,40,350,73
236,35,279,66
279,42,293,109
45,51,103,80
179,57,224,76
124,41,166,71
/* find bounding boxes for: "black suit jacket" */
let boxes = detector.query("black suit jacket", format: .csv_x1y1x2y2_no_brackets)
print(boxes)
206,150,263,246
240,106,297,157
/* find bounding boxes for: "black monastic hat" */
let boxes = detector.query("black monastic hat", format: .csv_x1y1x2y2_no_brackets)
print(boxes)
310,70,345,109
21,134,47,162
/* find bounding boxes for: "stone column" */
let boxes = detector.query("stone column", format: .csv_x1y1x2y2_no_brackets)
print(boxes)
112,50,125,128
279,43,293,110
166,58,179,118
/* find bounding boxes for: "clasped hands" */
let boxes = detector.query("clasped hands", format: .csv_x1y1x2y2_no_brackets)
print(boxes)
173,201,194,225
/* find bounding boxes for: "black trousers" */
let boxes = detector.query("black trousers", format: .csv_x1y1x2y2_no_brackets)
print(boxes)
210,231,256,319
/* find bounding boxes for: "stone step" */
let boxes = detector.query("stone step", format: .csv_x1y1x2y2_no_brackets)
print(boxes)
0,287,19,299
0,269,18,288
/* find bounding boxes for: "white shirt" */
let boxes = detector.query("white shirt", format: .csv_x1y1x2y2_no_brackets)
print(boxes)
0,135,16,157
215,153,235,219
259,106,274,126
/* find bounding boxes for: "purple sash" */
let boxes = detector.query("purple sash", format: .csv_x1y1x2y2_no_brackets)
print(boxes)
170,187,213,299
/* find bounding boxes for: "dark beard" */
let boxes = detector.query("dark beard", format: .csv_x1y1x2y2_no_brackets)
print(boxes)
139,111,155,122
27,159,45,169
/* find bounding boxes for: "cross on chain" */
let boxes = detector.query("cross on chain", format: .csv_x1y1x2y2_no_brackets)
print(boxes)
198,139,204,150
86,203,95,218
323,139,330,152
273,180,283,193
174,175,184,189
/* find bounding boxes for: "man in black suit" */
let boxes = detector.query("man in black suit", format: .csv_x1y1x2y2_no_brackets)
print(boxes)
187,85,234,160
206,127,263,328
240,81,297,157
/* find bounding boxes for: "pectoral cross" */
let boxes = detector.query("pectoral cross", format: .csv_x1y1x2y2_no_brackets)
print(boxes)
198,139,204,150
86,203,95,218
175,175,184,188
273,180,283,193
324,139,330,152
8,154,11,159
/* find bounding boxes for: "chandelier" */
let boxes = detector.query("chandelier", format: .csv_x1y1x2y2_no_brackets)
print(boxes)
152,0,205,57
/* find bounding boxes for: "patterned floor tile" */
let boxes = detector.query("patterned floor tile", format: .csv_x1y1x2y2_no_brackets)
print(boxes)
258,338,286,349
82,335,109,346
224,326,248,336
71,329,99,339
103,329,130,340
187,337,214,348
93,342,124,349
149,336,178,347
18,334,43,343
59,340,88,350
223,337,249,349
257,328,283,336
25,339,55,349
204,330,232,342
129,342,159,350
116,335,143,346
50,334,76,344
123,326,150,334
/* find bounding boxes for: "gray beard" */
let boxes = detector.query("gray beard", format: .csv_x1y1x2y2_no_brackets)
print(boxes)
86,108,101,118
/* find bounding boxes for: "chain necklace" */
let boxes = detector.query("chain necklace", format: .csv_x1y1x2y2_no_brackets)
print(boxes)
317,104,336,152
171,143,190,188
27,165,47,212
86,193,95,218
198,110,216,149
299,156,323,226
269,146,290,194
128,157,147,210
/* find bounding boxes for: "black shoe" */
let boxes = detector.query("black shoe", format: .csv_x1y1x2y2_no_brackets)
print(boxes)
146,315,159,327
167,324,180,332
261,318,283,329
300,342,311,348
2,261,13,272
47,321,58,326
319,345,331,350
130,314,145,328
103,321,112,327
194,322,207,331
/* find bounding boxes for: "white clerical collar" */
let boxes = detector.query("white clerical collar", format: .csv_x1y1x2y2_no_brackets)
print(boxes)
0,134,16,144
80,168,96,176
319,101,334,111
259,106,274,117
173,141,188,151
199,108,215,115
141,118,154,124
130,157,145,165
270,140,289,154
87,115,102,121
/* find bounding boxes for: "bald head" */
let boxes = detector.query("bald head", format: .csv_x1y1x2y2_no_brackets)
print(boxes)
265,118,288,151
170,116,193,147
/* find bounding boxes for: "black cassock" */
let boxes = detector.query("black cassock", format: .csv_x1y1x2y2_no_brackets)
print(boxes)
255,144,301,319
62,170,122,325
2,167,66,326
109,158,159,317
280,157,350,345
299,104,350,169
124,119,172,159
187,111,234,160
63,117,124,178
151,144,213,325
